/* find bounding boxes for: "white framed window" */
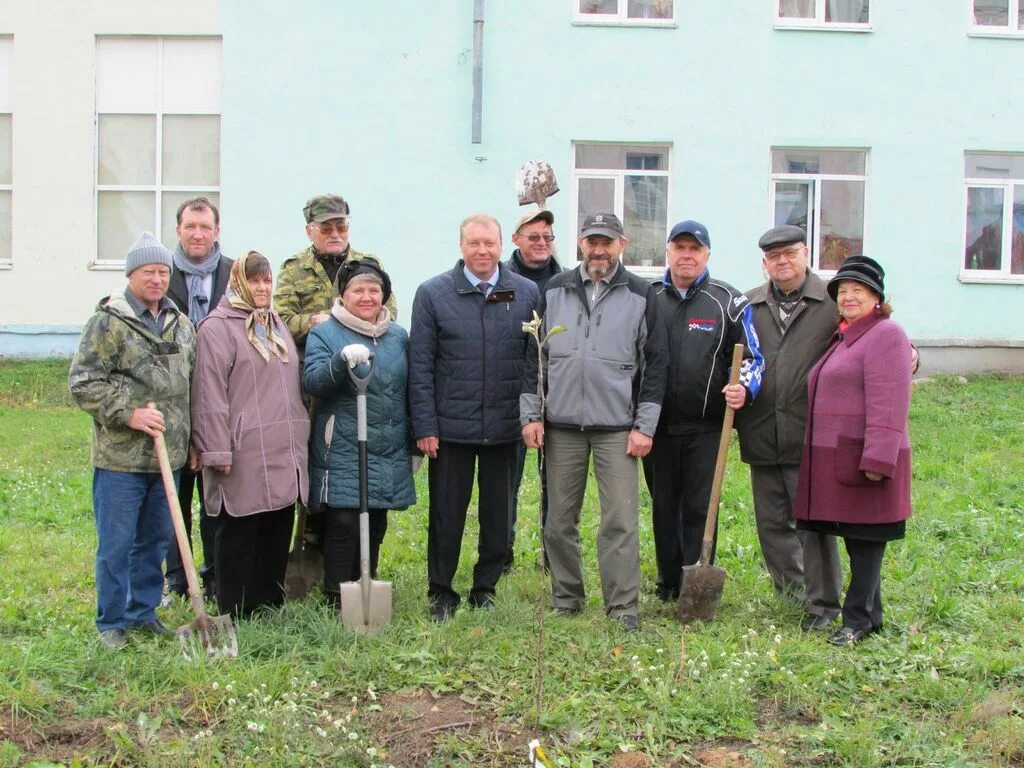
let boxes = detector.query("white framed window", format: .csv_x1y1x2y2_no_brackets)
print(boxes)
0,37,12,269
574,0,676,26
963,153,1024,282
94,37,221,268
969,0,1024,36
776,0,871,30
571,142,671,276
769,148,868,272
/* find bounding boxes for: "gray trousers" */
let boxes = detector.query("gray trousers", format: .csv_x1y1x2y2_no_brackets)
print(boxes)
749,463,842,619
544,428,639,618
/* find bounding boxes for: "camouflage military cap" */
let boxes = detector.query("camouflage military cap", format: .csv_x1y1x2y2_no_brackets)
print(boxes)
303,195,351,224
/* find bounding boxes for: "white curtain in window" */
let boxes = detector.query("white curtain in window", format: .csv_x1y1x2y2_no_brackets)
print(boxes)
779,0,814,18
826,0,869,23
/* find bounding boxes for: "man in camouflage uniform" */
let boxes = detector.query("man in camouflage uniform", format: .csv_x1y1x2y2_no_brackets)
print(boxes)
273,194,396,357
69,232,196,649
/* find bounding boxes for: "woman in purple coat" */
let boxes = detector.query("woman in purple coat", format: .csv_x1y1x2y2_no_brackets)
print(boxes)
794,255,913,647
191,251,310,618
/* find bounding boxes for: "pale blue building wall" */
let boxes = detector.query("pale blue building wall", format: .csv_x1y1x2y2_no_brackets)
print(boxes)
223,1,1024,344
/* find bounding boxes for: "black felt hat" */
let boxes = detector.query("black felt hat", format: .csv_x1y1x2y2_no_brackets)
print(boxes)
827,255,885,301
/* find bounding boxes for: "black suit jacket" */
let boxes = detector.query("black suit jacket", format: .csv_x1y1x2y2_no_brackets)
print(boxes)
167,253,234,322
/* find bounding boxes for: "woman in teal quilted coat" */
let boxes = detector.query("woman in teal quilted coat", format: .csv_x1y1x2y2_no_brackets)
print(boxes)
303,261,416,606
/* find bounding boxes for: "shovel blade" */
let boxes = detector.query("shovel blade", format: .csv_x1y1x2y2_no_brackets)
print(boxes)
338,579,392,635
676,563,727,625
285,545,323,601
177,613,238,661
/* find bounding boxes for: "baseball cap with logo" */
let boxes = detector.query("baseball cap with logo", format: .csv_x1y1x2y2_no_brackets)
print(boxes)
579,212,624,239
668,220,711,248
303,194,351,224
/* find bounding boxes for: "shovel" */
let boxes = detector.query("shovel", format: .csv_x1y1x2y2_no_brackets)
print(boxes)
150,403,238,659
338,353,392,634
677,344,744,625
284,503,322,600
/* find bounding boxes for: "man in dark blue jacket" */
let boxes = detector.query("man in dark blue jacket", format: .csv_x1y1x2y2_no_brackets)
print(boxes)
408,214,540,621
647,220,764,602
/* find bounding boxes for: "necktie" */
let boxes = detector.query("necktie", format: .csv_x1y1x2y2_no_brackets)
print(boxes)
478,281,491,296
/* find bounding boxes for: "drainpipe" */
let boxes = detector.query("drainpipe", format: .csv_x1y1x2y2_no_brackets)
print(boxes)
472,0,484,143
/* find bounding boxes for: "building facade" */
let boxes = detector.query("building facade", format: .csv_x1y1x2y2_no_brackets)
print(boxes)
1,1,1022,371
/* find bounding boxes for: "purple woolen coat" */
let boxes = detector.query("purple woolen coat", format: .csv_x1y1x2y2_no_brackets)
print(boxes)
190,298,310,517
793,311,913,525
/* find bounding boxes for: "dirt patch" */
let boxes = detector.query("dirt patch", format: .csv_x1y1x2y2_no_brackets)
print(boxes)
969,690,1020,725
609,751,654,767
1,707,113,763
755,697,818,728
369,688,523,767
694,745,752,767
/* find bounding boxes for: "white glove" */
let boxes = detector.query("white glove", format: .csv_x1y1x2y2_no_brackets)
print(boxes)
341,343,371,369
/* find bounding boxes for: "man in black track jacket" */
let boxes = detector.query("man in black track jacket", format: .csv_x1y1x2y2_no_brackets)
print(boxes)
646,220,765,602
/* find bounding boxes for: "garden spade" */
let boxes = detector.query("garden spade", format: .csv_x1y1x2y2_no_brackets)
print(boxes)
284,503,322,600
677,344,744,625
337,353,392,634
150,403,238,659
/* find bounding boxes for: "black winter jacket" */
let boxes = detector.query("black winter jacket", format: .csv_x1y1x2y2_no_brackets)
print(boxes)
408,261,540,445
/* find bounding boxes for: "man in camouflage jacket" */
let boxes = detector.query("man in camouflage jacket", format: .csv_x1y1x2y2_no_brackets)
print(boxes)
69,232,196,649
273,194,397,358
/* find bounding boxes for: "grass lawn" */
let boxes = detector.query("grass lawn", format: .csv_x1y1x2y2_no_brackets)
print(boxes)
1,359,1023,767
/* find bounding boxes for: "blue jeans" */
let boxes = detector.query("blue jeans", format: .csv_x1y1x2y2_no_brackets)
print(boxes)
93,468,176,632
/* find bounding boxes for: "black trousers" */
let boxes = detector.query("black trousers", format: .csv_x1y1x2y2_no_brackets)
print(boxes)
320,506,388,603
427,440,515,608
841,538,887,631
166,465,220,590
508,443,549,566
645,431,720,594
214,504,294,619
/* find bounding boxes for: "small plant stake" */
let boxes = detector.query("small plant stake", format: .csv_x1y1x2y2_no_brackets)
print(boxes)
522,311,565,728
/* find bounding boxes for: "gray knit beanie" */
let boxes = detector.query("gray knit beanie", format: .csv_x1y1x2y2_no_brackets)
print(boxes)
124,231,174,276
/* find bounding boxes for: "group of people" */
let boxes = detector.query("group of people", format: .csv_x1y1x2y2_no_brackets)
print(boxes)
69,191,915,651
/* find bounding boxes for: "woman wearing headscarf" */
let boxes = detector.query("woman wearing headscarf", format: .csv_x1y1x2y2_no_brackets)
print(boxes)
190,250,310,618
794,255,913,646
303,260,416,607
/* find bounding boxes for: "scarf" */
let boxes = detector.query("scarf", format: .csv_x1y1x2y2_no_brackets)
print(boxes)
330,300,392,339
226,251,290,363
172,242,223,324
770,277,806,329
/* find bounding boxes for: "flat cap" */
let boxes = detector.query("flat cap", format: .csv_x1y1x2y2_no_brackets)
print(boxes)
758,224,806,251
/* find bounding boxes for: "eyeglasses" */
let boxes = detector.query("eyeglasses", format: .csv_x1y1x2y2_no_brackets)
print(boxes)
313,221,350,234
518,234,555,243
763,245,804,262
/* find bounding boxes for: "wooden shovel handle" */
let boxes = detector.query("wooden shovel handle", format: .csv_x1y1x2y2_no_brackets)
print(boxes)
148,402,209,620
698,345,744,566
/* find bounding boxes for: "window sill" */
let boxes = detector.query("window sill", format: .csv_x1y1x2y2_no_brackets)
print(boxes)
572,18,677,28
967,29,1024,39
774,22,872,33
0,260,12,271
958,272,1024,285
90,260,126,272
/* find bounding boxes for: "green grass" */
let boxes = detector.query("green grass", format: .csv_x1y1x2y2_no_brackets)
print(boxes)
1,365,1023,766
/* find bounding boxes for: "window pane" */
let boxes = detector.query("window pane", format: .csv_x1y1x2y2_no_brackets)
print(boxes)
0,114,11,184
577,177,616,238
627,0,672,19
580,0,617,13
1019,1,1024,29
779,0,814,18
161,191,220,247
774,182,811,232
1012,186,1024,274
973,0,1009,26
98,190,155,261
576,144,669,171
623,175,667,267
162,115,220,186
818,180,864,271
964,187,1003,270
825,0,869,23
0,190,10,262
98,115,156,185
772,148,865,175
965,152,1024,179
